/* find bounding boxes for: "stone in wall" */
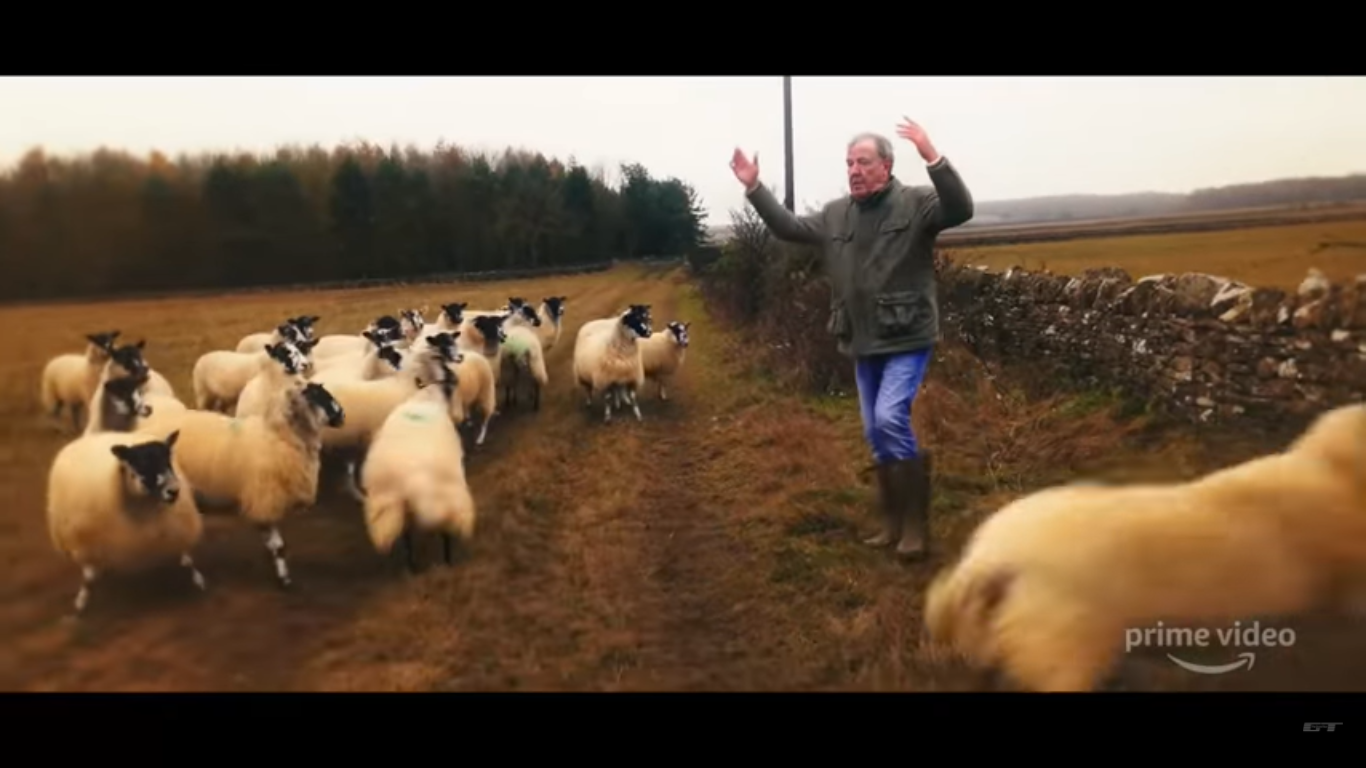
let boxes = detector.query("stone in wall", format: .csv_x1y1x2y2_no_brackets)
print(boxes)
935,255,1366,427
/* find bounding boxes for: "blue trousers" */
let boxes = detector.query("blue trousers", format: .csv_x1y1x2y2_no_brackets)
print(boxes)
855,347,932,464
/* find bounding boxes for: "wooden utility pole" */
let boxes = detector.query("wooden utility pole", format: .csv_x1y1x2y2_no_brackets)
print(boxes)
783,76,795,212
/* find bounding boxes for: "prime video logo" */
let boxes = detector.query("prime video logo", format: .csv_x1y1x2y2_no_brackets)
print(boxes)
1124,620,1297,674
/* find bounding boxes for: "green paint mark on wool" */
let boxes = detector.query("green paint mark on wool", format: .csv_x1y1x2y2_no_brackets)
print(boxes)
502,334,531,355
402,409,435,423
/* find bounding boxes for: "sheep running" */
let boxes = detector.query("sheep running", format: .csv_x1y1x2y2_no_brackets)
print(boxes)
639,320,690,400
358,348,475,571
922,402,1366,692
39,330,120,432
46,429,205,616
136,380,345,589
32,277,687,620
573,304,652,422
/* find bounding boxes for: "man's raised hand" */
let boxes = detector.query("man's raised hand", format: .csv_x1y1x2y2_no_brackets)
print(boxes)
730,148,759,190
895,118,939,164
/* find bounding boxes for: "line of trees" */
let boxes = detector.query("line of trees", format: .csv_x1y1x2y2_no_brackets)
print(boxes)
0,141,710,300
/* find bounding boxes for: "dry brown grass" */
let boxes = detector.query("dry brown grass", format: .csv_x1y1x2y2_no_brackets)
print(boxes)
4,261,1365,691
939,202,1366,248
944,213,1366,290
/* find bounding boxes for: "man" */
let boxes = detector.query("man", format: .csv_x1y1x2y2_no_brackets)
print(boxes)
728,118,973,559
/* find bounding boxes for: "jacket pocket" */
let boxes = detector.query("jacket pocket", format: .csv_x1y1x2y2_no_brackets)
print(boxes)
827,301,852,341
873,291,925,339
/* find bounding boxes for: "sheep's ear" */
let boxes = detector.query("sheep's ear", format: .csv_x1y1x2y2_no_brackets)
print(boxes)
683,321,691,329
307,315,320,324
135,339,146,349
298,339,316,352
264,343,278,354
165,430,180,450
110,444,132,462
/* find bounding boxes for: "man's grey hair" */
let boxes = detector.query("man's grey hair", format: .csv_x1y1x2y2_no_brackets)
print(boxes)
848,132,894,165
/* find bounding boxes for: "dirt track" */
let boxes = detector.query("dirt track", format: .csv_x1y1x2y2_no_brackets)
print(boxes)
3,262,1366,691
0,262,903,691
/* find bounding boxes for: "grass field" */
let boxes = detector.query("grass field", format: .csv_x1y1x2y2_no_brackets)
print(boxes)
939,201,1366,247
3,261,1365,691
943,213,1366,290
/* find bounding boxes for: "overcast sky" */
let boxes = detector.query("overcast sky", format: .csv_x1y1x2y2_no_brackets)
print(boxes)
2,76,1364,226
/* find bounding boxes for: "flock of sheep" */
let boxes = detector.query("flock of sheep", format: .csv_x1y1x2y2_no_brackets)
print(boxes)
37,295,691,618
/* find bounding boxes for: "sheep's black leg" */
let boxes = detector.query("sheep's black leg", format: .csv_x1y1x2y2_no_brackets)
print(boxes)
73,565,97,615
70,403,83,432
259,525,291,589
403,528,418,573
532,381,540,411
180,553,207,592
442,533,454,564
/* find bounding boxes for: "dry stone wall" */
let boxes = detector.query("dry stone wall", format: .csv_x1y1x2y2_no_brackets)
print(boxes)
934,253,1366,427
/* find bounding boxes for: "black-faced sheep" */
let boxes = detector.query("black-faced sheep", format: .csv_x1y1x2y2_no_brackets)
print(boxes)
84,371,153,434
135,380,345,589
234,316,319,354
310,315,404,360
41,330,121,431
639,320,690,400
191,338,311,414
46,429,205,616
234,340,317,418
573,304,653,422
535,296,567,352
309,332,403,386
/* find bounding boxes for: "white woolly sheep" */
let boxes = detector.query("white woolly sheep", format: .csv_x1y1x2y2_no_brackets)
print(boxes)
234,340,317,418
498,324,548,411
135,380,345,589
573,304,653,422
639,320,690,400
234,315,319,354
454,314,508,364
191,338,311,414
40,330,120,431
310,315,404,360
320,334,462,496
83,371,153,435
532,296,567,351
430,302,467,333
356,351,475,571
922,402,1366,693
310,332,403,387
93,339,177,403
46,429,205,615
450,349,498,447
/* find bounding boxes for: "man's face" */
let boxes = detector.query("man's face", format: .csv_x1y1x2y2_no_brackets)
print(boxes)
847,139,891,199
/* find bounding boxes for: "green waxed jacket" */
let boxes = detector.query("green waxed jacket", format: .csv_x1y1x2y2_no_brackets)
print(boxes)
746,157,973,358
